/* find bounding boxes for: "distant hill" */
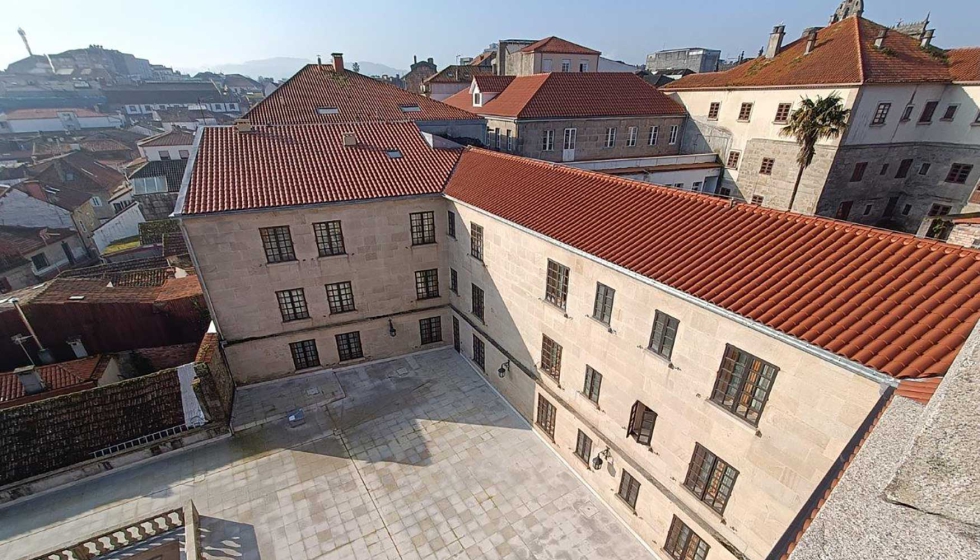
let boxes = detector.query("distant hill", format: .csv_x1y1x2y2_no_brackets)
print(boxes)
179,58,408,81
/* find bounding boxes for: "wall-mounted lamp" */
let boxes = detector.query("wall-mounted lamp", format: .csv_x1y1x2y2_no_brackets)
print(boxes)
388,319,397,337
497,360,510,378
592,447,611,470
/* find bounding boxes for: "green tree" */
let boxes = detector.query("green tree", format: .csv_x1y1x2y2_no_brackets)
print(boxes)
780,93,851,212
352,62,360,74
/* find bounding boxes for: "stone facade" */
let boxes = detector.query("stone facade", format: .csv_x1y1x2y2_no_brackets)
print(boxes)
733,138,836,213
485,116,686,163
817,143,980,232
134,192,179,221
182,196,453,384
444,198,885,560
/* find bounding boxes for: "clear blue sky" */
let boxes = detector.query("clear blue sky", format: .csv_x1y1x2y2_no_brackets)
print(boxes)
2,0,975,73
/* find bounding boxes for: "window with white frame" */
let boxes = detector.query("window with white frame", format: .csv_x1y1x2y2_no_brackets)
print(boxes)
563,128,576,150
649,126,659,146
561,59,571,72
669,125,678,145
473,92,482,106
542,130,555,151
579,61,589,72
133,176,167,195
627,126,637,147
604,127,616,148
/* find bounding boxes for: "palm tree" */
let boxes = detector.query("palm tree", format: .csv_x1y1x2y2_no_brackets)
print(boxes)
780,93,851,212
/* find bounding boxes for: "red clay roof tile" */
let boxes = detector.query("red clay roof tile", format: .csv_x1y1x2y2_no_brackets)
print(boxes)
520,37,599,55
182,121,460,215
896,377,943,404
245,64,477,125
665,17,953,90
138,128,195,147
444,148,980,379
444,72,686,119
948,48,980,83
0,355,109,407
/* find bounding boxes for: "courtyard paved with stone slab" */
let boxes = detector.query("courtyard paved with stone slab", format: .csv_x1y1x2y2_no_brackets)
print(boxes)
0,348,655,560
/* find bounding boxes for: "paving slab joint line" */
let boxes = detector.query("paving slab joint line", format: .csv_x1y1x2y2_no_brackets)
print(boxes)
458,352,664,560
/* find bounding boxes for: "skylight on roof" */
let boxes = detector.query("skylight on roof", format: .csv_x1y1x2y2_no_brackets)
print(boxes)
316,107,340,115
399,105,422,113
386,150,403,159
68,295,85,301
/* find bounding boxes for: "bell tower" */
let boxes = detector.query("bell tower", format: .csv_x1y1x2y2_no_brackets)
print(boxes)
831,0,864,24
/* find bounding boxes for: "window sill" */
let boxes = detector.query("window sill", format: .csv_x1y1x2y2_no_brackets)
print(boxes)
642,347,675,369
681,486,727,520
586,315,615,333
772,121,788,125
541,298,570,317
869,122,886,127
316,252,347,260
540,370,562,390
579,392,601,411
704,398,763,436
534,424,556,442
613,493,637,514
265,259,299,266
329,309,357,316
282,317,313,324
737,119,750,123
411,242,438,248
338,356,367,365
916,122,933,126
417,295,441,301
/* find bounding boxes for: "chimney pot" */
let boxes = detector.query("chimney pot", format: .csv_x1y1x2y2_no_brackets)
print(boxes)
921,29,935,48
805,30,818,55
14,366,46,395
331,52,344,72
766,25,786,59
234,118,252,132
875,29,888,49
342,132,357,146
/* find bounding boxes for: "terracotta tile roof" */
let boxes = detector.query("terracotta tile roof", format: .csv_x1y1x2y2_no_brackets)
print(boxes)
895,377,944,404
181,121,461,215
443,72,686,119
953,216,980,225
2,108,106,120
0,226,76,258
520,36,600,55
59,256,169,279
104,81,224,105
472,75,514,93
138,128,194,147
0,355,110,408
948,48,980,83
424,65,495,84
470,52,495,66
445,149,980,379
665,17,953,90
245,64,477,125
32,274,201,304
29,151,125,194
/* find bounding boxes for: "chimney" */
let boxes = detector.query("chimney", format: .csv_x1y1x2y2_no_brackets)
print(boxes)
317,54,322,65
874,29,888,49
331,52,344,72
342,132,357,146
766,25,786,59
414,55,418,64
14,366,46,395
234,118,252,132
805,30,819,55
921,29,935,48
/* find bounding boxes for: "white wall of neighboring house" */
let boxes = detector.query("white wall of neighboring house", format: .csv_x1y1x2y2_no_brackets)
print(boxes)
161,119,215,132
93,203,145,254
0,188,75,229
123,102,240,115
566,153,723,192
142,145,193,161
597,57,640,72
670,87,859,183
536,52,599,73
27,235,87,277
428,82,468,101
1,114,125,134
845,84,980,146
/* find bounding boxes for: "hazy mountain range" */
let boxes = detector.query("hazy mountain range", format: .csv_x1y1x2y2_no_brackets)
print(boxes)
179,57,408,80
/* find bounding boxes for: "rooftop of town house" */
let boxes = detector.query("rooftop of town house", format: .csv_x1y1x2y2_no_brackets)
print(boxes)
1,108,107,120
664,17,961,90
129,158,188,192
137,128,195,147
103,81,226,104
948,47,980,82
519,36,600,55
423,64,495,84
443,72,687,119
244,63,478,125
0,225,76,267
444,148,980,380
180,121,461,215
29,272,201,304
0,355,110,408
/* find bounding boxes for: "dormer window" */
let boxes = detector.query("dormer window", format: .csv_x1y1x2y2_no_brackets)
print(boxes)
386,150,402,159
473,92,483,107
399,105,421,113
316,107,339,115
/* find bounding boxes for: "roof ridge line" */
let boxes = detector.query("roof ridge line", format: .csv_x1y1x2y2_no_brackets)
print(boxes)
854,16,868,84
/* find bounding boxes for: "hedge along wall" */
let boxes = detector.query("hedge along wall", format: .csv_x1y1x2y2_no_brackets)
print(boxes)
0,368,184,486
